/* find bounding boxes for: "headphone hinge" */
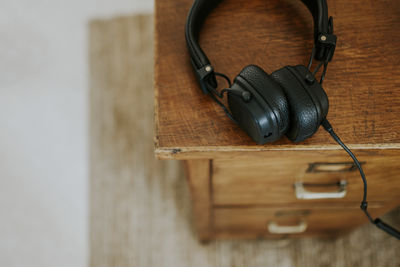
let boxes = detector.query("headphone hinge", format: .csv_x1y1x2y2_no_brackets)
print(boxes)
190,58,215,94
317,33,337,62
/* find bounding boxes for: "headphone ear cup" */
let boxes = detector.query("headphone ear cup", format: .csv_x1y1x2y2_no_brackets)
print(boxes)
236,65,290,136
271,65,329,142
228,65,289,144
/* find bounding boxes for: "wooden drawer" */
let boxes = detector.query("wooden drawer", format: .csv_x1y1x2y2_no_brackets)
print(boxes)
212,150,400,206
213,207,384,237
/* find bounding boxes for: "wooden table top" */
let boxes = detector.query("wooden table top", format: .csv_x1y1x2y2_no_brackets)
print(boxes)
154,0,400,159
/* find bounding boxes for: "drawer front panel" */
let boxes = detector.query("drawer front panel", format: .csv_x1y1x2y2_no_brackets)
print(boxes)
212,150,400,206
213,207,382,235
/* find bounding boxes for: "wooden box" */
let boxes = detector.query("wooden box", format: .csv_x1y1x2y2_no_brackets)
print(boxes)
154,0,400,241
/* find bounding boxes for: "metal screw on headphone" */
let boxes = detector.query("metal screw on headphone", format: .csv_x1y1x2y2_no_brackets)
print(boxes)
320,35,327,41
205,66,212,72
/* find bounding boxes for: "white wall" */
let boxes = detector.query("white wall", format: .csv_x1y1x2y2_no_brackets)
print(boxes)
0,1,153,267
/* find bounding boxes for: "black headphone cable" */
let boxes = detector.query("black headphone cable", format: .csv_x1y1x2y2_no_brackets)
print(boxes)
322,119,400,240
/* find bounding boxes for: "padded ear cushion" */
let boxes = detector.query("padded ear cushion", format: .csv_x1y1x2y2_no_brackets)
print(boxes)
236,65,290,137
271,65,329,142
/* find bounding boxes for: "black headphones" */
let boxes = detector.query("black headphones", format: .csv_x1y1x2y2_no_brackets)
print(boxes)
185,0,400,239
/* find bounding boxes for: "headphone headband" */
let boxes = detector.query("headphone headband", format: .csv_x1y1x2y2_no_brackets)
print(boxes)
185,0,336,92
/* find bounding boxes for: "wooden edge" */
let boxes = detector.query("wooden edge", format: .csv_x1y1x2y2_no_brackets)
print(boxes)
184,160,213,242
211,231,341,240
153,8,161,152
155,144,400,160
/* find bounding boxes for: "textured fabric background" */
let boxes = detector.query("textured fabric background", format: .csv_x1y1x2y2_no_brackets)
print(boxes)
89,15,400,267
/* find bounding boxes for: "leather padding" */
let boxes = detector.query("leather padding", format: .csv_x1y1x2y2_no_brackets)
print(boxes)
271,65,329,142
236,65,289,137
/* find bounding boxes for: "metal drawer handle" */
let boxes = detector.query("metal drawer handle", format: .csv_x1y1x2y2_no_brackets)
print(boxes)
306,162,363,173
294,180,347,199
268,221,307,234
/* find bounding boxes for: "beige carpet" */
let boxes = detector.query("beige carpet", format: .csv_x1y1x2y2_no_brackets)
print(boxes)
89,15,400,267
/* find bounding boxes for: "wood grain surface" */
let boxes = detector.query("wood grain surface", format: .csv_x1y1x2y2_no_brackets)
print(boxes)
212,150,400,206
184,160,213,241
154,0,400,158
213,207,384,234
90,14,400,267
